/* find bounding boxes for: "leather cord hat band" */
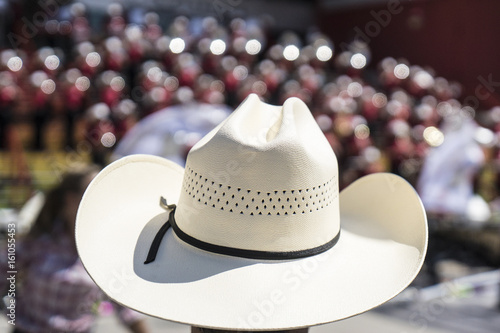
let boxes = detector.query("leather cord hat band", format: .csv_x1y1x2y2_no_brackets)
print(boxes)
144,198,340,264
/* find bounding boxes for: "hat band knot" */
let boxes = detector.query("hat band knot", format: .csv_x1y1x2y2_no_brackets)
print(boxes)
144,197,340,264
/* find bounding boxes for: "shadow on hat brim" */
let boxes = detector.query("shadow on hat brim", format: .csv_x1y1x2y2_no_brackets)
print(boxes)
76,155,427,331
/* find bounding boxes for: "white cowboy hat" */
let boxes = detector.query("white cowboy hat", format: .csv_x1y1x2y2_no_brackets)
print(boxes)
76,93,427,331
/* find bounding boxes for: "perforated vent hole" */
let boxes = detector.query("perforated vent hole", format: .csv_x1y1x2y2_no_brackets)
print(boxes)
182,166,338,216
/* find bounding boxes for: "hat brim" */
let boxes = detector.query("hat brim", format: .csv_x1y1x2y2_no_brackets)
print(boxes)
76,154,427,331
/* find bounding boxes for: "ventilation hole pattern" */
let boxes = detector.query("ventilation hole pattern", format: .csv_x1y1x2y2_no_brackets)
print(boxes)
182,166,338,216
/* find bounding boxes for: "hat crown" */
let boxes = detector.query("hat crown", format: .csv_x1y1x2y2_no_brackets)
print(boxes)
175,94,340,252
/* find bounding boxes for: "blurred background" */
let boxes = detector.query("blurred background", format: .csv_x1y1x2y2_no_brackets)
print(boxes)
0,0,499,332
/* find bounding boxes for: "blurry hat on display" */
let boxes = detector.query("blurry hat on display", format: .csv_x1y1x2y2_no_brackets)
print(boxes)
112,101,232,166
417,109,492,223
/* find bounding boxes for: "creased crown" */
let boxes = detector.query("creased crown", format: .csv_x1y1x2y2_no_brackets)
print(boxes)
175,94,340,252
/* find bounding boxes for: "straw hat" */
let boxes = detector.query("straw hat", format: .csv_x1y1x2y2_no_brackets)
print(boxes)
76,94,427,331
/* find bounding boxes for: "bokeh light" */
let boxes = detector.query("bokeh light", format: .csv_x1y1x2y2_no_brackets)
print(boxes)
391,119,411,137
354,124,370,139
232,37,246,53
316,45,333,62
210,39,226,55
75,76,90,92
110,76,125,92
124,25,142,42
44,55,60,71
170,38,186,54
210,80,225,93
30,71,48,87
65,68,81,83
156,36,171,52
41,79,56,94
394,64,410,79
89,103,110,120
415,103,434,120
150,86,167,103
101,70,116,85
147,67,163,83
105,36,123,52
347,82,363,98
252,80,267,95
245,39,262,55
37,47,54,63
101,132,117,148
437,101,453,118
85,52,101,67
233,65,248,81
176,86,194,103
7,56,23,72
316,114,332,132
283,45,300,61
164,76,179,91
414,70,435,89
372,93,388,108
423,126,444,147
362,146,381,163
475,127,495,146
350,53,367,69
77,42,94,57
